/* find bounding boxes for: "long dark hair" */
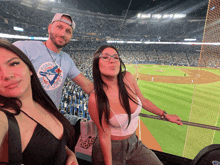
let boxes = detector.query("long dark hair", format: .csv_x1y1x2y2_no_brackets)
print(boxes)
92,45,139,130
0,39,76,149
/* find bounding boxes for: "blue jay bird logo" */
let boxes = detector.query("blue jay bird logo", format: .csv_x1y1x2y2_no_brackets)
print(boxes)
38,62,63,90
39,65,61,86
212,161,220,165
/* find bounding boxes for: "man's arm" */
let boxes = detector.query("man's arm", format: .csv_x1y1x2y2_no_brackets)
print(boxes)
72,73,94,95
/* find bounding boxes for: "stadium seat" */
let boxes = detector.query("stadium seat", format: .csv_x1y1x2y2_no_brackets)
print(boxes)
190,144,220,165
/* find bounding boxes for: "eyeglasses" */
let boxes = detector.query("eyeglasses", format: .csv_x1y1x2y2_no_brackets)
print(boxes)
99,53,120,62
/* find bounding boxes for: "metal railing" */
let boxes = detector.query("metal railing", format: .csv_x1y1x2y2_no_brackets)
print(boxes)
139,113,220,131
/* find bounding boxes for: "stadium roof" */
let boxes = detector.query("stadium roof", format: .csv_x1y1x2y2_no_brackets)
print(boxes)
17,0,209,18
76,0,209,18
1,0,209,42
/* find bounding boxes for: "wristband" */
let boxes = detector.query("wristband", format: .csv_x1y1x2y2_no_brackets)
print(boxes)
160,111,167,119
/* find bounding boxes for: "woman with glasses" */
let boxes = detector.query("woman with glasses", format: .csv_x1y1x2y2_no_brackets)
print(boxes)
0,39,78,165
88,45,182,165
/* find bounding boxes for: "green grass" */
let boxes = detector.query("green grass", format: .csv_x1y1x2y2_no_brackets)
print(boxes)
138,81,194,157
201,67,220,76
138,64,189,76
183,82,220,158
126,64,220,159
126,64,136,75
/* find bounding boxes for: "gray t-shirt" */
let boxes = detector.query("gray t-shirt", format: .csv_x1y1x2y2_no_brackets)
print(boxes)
13,41,80,108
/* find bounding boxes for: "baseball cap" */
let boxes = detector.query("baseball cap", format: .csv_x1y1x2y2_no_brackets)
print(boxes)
51,13,75,30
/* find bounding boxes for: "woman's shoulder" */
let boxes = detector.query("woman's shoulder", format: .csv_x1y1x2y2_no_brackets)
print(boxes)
0,108,18,127
88,92,99,113
0,110,8,121
0,110,9,136
124,71,134,77
0,111,8,162
124,71,136,82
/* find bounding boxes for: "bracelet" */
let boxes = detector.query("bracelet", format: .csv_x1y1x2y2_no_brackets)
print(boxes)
160,111,167,119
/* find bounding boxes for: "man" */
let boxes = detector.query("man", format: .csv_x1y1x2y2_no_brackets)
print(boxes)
13,13,93,144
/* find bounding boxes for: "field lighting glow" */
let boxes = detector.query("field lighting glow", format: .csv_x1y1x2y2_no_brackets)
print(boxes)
0,33,77,41
184,38,197,41
137,13,186,19
41,0,55,2
137,13,151,18
163,14,173,18
13,26,24,32
152,14,162,19
107,40,220,46
174,14,186,19
0,33,47,40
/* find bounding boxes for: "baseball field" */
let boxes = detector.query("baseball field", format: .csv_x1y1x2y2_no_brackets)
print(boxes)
126,64,220,159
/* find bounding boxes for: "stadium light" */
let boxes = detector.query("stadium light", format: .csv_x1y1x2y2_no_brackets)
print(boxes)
173,14,186,19
137,13,141,18
152,14,162,19
41,0,55,2
107,39,220,45
137,14,151,19
0,33,78,41
127,41,142,44
163,14,173,19
107,40,125,43
141,14,151,18
0,33,47,40
137,13,186,20
13,26,24,32
184,38,197,41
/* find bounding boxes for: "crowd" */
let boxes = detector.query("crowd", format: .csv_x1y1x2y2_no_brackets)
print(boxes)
0,1,205,42
59,80,90,119
58,50,94,119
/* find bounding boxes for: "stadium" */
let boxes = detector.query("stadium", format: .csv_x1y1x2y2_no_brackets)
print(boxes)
0,0,219,164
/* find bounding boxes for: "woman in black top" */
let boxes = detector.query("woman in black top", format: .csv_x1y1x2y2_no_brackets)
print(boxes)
0,39,78,165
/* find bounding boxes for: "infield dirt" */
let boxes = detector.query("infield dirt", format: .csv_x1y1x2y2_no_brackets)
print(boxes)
135,68,220,84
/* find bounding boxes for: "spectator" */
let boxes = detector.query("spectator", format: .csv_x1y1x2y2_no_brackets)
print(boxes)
89,45,182,165
13,13,93,133
0,39,78,164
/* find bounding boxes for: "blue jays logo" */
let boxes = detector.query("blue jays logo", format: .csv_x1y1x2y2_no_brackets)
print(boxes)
213,161,220,165
37,62,63,90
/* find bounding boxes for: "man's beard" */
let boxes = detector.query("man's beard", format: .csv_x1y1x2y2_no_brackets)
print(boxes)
50,33,70,49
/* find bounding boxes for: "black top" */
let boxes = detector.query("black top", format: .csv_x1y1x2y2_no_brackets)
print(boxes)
0,109,68,165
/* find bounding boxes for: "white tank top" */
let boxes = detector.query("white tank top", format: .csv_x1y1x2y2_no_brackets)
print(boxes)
109,97,142,136
108,78,142,136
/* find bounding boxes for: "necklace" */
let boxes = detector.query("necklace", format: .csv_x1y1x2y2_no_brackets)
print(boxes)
45,41,62,76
